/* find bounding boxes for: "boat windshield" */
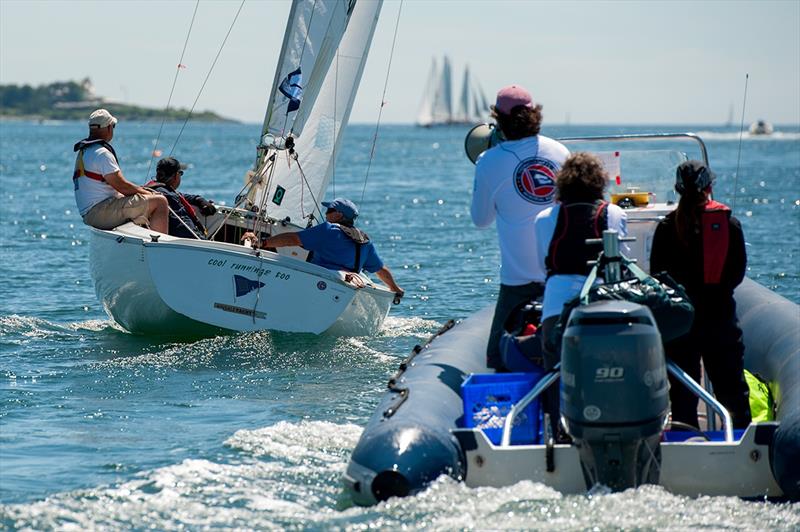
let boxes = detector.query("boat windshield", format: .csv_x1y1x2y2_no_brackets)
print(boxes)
559,134,709,206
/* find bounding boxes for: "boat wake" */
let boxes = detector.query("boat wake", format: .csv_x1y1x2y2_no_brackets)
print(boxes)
379,315,444,338
0,314,118,342
693,130,800,141
3,416,796,530
226,419,363,462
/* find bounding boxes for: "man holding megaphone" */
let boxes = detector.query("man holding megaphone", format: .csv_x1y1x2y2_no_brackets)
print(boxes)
469,85,569,371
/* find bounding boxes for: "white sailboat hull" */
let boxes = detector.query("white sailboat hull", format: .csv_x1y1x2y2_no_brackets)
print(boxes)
89,224,394,336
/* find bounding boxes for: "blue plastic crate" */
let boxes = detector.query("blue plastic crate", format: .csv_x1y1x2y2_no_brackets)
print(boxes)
461,372,543,445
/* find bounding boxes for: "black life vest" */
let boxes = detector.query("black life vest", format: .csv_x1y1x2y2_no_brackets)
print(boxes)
701,200,731,284
545,200,609,277
72,139,119,182
145,181,207,238
336,224,370,273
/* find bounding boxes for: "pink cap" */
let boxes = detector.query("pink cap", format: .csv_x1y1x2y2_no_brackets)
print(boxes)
494,84,533,115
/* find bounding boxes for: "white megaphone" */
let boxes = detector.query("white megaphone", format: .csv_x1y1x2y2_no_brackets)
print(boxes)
464,123,506,164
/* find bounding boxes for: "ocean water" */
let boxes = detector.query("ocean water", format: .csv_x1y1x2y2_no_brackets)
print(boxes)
1,120,799,529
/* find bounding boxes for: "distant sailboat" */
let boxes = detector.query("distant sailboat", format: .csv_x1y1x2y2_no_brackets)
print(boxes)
417,56,488,127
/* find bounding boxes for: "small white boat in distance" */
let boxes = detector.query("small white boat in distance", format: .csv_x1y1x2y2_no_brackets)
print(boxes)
88,0,393,337
749,119,774,135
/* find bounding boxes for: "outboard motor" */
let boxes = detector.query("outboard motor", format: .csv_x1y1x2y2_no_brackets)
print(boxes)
560,300,669,491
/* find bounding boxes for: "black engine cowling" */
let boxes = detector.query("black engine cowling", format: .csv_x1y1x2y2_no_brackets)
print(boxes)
560,300,669,491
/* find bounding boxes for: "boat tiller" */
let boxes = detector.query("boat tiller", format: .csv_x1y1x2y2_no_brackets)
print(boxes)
560,300,669,491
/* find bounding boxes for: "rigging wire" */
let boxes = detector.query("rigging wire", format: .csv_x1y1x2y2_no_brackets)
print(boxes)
360,0,404,204
732,73,749,214
145,0,200,181
169,0,246,156
332,49,339,197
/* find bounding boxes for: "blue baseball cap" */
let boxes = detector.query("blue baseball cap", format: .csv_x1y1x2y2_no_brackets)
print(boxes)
322,198,359,221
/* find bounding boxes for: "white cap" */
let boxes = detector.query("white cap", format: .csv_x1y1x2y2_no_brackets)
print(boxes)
88,108,117,128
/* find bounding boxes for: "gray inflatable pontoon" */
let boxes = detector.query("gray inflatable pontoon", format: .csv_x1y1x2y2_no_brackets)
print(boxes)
344,278,799,505
345,133,800,505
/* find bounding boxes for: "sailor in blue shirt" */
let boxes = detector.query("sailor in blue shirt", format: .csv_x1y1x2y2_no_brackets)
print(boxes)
243,198,404,299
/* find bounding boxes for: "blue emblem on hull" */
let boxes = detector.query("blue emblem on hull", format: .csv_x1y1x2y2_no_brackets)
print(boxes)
234,275,265,297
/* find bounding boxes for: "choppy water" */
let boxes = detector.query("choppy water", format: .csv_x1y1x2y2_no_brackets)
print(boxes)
1,120,799,529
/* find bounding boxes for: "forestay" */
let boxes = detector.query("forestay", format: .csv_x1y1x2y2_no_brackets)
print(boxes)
250,0,383,226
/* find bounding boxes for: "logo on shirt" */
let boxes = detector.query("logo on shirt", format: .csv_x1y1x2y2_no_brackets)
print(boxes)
513,157,558,204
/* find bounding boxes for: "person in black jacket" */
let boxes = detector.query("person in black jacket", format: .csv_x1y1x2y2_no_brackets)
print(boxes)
650,160,751,429
145,157,216,239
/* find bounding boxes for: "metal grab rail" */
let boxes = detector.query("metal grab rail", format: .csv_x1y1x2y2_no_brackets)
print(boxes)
498,359,734,448
500,365,560,447
667,360,734,442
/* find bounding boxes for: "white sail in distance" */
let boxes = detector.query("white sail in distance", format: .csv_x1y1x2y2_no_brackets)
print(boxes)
416,57,487,126
431,56,452,123
416,58,438,126
253,0,383,225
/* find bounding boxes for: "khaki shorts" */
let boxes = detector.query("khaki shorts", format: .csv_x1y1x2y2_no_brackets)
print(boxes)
83,194,149,230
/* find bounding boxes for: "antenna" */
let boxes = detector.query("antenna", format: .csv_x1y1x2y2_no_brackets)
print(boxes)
732,74,749,214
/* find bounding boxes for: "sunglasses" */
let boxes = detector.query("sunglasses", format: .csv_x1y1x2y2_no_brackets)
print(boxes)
325,208,336,214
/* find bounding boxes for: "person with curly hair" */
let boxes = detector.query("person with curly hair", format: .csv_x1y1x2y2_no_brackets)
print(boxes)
470,85,569,370
534,152,628,438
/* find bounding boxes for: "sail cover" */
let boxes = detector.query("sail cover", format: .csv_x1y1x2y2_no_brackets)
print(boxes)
252,0,383,225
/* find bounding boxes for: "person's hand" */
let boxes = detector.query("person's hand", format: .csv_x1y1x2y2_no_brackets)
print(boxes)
344,272,367,288
393,288,405,305
241,231,258,248
198,199,216,216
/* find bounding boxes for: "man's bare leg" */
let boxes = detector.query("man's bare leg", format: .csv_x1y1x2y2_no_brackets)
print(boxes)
147,195,169,233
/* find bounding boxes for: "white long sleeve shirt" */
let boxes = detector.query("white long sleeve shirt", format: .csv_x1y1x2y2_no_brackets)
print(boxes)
471,135,570,285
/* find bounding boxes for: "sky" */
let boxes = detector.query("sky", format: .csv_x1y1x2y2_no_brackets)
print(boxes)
1,0,799,126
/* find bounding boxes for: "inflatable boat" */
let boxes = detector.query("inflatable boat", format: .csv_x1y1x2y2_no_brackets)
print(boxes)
344,133,800,504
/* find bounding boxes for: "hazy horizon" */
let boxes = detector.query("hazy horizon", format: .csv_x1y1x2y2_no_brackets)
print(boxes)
2,0,798,126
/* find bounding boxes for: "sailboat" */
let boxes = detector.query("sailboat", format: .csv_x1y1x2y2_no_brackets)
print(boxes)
416,56,488,127
87,0,395,336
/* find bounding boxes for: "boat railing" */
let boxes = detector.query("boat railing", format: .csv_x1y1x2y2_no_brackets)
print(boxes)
666,360,734,442
500,366,560,447
498,360,734,447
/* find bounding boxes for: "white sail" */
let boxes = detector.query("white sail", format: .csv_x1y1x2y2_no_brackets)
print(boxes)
261,0,354,141
455,65,471,122
431,55,452,123
254,0,383,225
417,58,487,126
416,58,438,126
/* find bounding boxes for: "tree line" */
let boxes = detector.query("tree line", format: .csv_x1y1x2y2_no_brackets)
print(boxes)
0,78,229,122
